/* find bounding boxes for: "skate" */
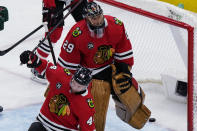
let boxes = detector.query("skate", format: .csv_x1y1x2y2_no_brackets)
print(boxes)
31,68,48,85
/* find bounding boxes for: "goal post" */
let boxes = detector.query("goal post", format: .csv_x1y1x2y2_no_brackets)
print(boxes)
95,0,197,131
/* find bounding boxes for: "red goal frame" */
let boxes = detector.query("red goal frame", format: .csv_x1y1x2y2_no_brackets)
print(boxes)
95,0,195,130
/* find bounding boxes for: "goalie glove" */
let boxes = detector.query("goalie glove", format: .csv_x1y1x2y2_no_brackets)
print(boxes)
20,50,42,68
111,62,132,95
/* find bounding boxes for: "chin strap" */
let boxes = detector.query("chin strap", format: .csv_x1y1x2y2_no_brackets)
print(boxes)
74,89,87,95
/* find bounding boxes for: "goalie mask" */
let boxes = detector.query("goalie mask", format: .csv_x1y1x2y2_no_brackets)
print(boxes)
83,2,106,38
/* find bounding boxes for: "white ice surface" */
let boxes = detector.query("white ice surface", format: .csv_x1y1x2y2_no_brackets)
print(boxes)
0,0,187,131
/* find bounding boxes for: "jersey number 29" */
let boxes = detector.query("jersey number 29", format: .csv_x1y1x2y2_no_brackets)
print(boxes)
63,40,74,53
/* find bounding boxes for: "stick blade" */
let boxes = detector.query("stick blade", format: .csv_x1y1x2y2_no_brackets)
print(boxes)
0,50,7,56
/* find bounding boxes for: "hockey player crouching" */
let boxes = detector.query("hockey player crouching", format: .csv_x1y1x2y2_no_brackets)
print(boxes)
20,50,96,131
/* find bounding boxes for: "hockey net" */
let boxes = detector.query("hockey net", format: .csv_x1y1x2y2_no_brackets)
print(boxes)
95,0,197,131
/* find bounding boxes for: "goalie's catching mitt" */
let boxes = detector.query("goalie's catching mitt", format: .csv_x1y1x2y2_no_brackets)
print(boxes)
111,63,132,95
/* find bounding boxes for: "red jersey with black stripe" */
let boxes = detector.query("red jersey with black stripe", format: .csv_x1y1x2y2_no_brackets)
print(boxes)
43,0,80,8
57,15,133,72
35,60,95,131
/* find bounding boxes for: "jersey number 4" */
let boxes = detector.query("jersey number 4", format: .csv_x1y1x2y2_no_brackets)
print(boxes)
87,116,93,126
63,40,74,53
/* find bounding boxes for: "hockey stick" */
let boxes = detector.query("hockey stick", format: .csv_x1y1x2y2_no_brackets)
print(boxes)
54,3,72,18
0,24,44,56
47,37,57,65
0,4,72,56
36,2,75,65
32,0,83,65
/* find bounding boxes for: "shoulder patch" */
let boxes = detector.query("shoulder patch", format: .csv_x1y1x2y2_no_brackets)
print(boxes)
87,98,94,108
113,17,123,26
72,27,82,37
64,68,71,75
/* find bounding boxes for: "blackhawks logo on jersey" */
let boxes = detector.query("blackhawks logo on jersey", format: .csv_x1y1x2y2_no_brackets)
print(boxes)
72,27,82,37
87,98,94,108
49,94,70,116
114,17,123,26
94,45,115,64
64,68,71,75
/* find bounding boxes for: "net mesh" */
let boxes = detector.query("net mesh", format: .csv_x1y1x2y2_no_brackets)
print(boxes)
96,0,197,130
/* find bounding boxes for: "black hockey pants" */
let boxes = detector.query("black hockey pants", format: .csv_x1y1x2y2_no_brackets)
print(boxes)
28,122,47,131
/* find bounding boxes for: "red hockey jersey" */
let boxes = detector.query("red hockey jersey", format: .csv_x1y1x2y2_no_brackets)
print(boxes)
35,60,95,131
43,0,80,8
57,15,133,74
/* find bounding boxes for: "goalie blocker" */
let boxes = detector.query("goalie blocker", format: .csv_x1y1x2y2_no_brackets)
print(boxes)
111,63,151,129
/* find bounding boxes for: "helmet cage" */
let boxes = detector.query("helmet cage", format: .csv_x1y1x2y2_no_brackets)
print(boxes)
83,2,103,18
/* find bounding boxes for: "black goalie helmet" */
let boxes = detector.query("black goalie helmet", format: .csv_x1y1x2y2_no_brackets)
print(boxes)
73,67,92,86
83,2,103,18
83,2,105,38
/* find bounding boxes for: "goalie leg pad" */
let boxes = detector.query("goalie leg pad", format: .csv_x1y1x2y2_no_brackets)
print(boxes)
91,79,111,131
113,84,145,115
129,104,151,129
114,100,132,122
44,86,50,98
113,82,151,129
113,90,151,129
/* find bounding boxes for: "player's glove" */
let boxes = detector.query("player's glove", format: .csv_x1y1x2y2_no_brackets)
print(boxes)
42,7,58,27
20,50,42,68
111,62,132,95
